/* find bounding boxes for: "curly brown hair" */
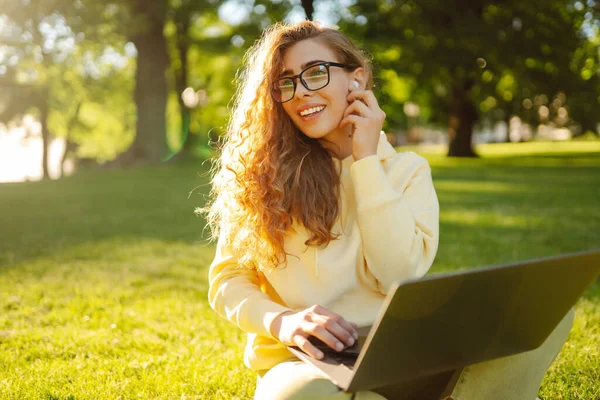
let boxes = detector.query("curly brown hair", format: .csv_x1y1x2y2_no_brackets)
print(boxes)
201,20,374,270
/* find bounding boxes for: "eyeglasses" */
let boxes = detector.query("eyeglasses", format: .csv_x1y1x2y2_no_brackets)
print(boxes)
271,62,349,103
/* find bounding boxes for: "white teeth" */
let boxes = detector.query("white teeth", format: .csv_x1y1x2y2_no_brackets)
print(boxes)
299,106,325,117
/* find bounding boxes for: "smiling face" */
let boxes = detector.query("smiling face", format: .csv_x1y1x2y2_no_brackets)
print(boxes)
279,39,361,145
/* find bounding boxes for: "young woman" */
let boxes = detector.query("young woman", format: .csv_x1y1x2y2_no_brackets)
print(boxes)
202,21,573,400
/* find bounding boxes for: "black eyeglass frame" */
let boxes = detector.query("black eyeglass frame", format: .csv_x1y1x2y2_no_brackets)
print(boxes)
270,61,351,104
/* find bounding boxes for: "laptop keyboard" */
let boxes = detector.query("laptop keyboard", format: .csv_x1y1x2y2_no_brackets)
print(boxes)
324,351,358,368
307,336,360,368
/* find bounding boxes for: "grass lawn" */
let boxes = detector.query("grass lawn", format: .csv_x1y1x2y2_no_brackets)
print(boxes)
0,141,598,399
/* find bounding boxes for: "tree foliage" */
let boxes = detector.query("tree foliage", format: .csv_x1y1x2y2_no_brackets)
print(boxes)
338,0,600,156
1,0,598,176
0,0,135,177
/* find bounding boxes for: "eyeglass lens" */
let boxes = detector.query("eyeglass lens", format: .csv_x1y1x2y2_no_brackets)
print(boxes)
273,64,330,103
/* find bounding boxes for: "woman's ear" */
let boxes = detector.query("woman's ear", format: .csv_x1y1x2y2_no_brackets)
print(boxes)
351,67,366,89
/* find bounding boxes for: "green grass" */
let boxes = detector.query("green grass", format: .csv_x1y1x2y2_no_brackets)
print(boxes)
0,141,599,399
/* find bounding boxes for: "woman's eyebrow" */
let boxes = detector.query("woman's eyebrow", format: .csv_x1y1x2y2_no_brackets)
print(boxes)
280,59,327,77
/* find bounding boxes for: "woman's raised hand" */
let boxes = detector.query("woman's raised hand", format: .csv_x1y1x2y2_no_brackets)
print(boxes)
338,83,386,161
269,305,359,360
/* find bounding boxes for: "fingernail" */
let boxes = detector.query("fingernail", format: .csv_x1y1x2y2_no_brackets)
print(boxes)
316,351,323,359
336,342,344,351
353,332,358,339
348,338,355,346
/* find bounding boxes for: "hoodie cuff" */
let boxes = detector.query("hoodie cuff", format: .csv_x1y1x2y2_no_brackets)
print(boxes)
262,306,294,341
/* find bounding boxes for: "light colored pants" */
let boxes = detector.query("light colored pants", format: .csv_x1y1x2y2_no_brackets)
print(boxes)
254,308,575,400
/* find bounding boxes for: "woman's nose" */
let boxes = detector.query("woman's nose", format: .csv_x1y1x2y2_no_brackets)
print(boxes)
294,80,312,100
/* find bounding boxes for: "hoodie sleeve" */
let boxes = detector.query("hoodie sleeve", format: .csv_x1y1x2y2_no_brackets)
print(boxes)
349,152,439,294
208,231,292,339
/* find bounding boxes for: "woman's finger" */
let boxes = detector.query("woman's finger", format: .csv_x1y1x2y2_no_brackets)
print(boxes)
338,114,363,130
293,334,323,359
307,323,346,352
343,99,372,119
313,314,356,347
347,89,377,110
311,307,359,341
307,305,358,341
336,318,360,341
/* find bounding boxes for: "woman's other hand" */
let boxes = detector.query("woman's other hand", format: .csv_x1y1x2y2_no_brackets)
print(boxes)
269,305,359,360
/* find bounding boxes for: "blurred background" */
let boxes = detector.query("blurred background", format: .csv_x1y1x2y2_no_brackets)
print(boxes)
0,0,598,182
1,2,600,398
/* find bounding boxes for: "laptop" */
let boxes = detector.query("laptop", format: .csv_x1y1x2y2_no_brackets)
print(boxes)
287,249,600,394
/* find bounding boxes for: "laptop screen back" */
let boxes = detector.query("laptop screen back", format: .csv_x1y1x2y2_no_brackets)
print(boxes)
347,250,600,392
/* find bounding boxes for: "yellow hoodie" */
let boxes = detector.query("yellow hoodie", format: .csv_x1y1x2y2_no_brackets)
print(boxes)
208,132,440,372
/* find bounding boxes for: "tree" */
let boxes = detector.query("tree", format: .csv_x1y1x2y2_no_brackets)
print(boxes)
340,0,597,156
301,0,315,21
163,0,294,157
115,0,170,165
0,0,86,178
0,0,136,177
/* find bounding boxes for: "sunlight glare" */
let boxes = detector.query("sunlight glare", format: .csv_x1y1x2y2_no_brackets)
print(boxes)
0,116,72,183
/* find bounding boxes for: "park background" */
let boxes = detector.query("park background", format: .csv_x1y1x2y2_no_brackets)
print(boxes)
0,0,599,398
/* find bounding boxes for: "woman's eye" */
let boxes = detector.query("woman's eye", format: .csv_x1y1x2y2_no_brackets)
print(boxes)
308,67,327,76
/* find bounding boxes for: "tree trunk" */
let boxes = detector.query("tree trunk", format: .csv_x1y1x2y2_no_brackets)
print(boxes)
61,102,82,177
175,14,193,155
119,2,170,166
39,99,50,180
505,110,511,143
61,140,77,176
447,80,478,157
301,0,315,20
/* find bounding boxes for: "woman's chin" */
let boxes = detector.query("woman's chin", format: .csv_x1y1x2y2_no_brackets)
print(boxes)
303,131,326,140
298,124,338,141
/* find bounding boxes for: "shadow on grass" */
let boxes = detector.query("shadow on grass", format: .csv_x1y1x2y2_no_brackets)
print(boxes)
0,160,214,269
1,152,599,275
